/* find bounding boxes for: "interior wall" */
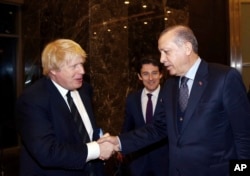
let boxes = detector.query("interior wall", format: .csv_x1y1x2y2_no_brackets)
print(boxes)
0,0,232,175
0,2,20,149
0,0,230,149
189,0,229,65
240,0,250,89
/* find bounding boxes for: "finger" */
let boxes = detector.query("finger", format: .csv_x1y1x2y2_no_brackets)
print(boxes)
97,137,108,143
114,144,121,151
102,133,110,137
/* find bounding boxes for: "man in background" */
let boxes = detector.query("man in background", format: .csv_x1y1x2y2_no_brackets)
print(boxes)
120,58,168,176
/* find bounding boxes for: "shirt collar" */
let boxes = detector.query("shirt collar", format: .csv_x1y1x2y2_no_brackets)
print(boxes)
185,57,201,80
51,79,68,97
143,85,160,97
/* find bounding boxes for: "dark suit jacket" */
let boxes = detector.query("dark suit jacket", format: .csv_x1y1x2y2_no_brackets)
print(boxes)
119,60,250,176
247,89,250,102
121,88,169,176
16,77,104,176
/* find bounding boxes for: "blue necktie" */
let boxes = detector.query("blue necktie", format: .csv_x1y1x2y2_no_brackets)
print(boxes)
179,77,189,112
146,93,153,123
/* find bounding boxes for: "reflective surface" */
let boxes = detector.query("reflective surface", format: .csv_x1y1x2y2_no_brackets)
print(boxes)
21,0,189,135
0,0,232,175
1,0,230,145
0,3,19,149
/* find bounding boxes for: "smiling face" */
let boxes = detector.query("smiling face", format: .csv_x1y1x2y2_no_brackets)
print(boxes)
42,39,87,90
50,55,85,90
138,63,162,92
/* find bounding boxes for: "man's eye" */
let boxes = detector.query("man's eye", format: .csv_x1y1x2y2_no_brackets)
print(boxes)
69,63,83,69
71,65,77,69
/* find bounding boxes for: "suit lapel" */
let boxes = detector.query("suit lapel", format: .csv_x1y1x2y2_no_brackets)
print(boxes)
46,78,71,116
165,77,180,136
181,60,208,133
137,90,145,124
47,79,85,139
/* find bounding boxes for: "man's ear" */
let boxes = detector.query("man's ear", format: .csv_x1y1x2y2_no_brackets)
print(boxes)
159,73,163,79
138,73,143,80
50,70,56,75
185,41,192,55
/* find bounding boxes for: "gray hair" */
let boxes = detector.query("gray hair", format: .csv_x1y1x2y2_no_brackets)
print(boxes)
160,25,198,53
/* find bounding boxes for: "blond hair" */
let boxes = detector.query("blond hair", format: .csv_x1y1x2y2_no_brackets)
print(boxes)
41,39,87,76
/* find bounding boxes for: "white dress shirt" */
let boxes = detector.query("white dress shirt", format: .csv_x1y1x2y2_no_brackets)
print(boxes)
180,58,201,95
141,85,160,122
51,80,100,162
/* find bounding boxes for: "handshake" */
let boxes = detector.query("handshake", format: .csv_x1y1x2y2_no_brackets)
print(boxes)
97,133,121,160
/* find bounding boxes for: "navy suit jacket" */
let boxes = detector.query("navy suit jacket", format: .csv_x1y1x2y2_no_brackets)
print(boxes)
121,88,169,176
119,60,250,176
16,77,104,176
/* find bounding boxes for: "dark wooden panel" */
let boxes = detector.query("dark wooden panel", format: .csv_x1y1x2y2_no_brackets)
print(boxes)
189,0,230,65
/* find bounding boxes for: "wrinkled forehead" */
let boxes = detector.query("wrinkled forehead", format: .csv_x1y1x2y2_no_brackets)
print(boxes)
61,53,85,66
159,31,176,44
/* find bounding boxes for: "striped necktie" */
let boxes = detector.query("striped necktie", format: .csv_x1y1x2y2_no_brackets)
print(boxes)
66,91,90,142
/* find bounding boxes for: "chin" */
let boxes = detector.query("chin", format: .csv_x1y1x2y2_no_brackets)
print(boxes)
75,82,82,88
168,70,175,76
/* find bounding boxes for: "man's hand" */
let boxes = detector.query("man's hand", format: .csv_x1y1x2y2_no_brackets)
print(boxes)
98,133,120,160
98,135,119,145
98,141,115,160
98,135,120,151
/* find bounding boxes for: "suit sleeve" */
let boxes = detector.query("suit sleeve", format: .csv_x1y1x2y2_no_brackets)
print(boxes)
16,88,88,169
121,95,136,133
119,95,167,154
224,68,250,159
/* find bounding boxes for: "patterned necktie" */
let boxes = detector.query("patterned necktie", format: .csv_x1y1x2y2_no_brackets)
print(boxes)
146,93,153,123
179,77,189,112
66,91,90,142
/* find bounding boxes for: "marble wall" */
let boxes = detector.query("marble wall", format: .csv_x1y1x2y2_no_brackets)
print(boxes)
22,0,189,135
21,0,229,146
0,0,229,174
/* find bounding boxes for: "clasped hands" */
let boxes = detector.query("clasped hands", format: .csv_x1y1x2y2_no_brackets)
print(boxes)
97,133,120,160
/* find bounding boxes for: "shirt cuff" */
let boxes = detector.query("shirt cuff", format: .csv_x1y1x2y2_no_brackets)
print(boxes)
117,136,122,151
86,141,100,162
